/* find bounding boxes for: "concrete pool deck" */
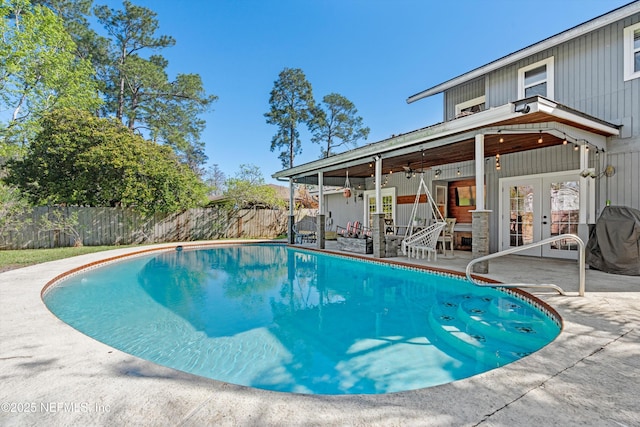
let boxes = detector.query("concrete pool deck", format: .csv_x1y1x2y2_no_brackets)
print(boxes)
1,241,639,426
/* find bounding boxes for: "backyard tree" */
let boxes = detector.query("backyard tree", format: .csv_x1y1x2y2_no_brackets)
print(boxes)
31,0,109,63
310,93,370,158
94,1,216,173
6,109,208,215
265,68,316,168
0,182,31,248
223,164,285,210
0,0,101,155
205,163,227,197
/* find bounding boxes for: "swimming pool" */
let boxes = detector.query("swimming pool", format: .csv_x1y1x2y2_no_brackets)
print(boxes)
43,244,561,395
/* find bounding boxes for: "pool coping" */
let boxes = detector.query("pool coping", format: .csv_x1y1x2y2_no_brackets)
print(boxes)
1,240,639,426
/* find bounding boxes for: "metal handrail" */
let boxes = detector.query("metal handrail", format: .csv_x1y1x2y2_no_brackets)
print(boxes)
465,234,586,297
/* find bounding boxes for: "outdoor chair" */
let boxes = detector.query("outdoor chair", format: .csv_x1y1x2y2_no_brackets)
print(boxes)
437,218,456,256
384,218,396,235
402,221,447,261
337,221,362,238
293,216,317,243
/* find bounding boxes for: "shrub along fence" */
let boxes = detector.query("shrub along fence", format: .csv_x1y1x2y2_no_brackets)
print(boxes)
1,206,316,250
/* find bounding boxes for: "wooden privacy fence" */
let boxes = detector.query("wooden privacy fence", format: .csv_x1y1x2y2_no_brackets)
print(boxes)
0,206,316,250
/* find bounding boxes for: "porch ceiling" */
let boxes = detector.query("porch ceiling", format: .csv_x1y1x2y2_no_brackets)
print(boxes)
276,97,619,185
321,129,564,179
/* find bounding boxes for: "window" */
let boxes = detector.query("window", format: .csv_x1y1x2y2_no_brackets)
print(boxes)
518,57,554,100
455,95,485,118
624,22,640,81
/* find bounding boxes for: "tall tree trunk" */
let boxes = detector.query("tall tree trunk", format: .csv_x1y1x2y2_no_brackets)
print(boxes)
289,126,294,168
116,45,126,121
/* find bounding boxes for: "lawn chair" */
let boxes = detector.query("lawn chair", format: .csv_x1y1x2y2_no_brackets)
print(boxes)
402,221,447,261
337,221,361,237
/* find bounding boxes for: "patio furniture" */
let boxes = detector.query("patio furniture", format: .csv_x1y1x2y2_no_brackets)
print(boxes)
402,221,447,261
384,218,396,235
337,221,365,238
337,235,373,254
437,218,457,256
293,216,317,243
336,220,373,253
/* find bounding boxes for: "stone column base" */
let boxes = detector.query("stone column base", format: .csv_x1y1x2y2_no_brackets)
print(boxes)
471,210,491,274
372,213,386,258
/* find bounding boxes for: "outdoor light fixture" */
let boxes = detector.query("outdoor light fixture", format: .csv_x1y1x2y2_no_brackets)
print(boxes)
514,103,530,114
495,153,501,171
434,169,441,178
574,144,580,151
563,133,568,145
538,131,543,144
498,130,504,143
457,169,461,176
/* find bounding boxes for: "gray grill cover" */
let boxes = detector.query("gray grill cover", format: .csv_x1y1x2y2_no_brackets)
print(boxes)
586,206,640,276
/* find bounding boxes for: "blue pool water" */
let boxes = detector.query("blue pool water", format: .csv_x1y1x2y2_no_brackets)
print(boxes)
44,244,560,395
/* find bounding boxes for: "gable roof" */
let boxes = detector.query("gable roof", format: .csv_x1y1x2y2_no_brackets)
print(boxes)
406,1,640,104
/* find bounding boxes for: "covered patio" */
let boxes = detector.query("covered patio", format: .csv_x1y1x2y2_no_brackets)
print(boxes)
274,96,619,272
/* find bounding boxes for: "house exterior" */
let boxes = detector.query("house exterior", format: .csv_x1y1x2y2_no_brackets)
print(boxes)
273,2,640,266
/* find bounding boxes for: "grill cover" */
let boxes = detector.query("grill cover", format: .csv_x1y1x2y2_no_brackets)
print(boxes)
586,206,640,276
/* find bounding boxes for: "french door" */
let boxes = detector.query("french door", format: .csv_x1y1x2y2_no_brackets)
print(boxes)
363,188,396,228
501,172,581,259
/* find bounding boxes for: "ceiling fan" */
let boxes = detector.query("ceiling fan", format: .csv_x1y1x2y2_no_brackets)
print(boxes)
402,165,414,179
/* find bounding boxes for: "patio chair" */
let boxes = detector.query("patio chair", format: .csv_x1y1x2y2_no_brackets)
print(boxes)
293,216,317,243
402,221,447,261
337,221,362,238
437,218,457,256
384,218,396,235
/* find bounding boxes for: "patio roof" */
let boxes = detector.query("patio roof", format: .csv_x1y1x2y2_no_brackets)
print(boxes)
272,97,620,186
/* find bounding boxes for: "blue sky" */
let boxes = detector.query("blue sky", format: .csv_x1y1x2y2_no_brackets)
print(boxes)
98,0,631,183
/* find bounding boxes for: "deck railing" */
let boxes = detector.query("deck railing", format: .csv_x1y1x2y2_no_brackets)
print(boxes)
465,234,586,297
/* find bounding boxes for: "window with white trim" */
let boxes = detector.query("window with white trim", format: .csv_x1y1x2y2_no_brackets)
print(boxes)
518,57,554,100
455,95,486,118
623,22,640,81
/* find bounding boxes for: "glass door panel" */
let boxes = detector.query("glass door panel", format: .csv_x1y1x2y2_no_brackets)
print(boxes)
542,179,580,259
509,185,535,246
363,189,396,228
502,180,541,256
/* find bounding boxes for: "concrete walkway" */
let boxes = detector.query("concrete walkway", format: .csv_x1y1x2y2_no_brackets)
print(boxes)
1,242,639,426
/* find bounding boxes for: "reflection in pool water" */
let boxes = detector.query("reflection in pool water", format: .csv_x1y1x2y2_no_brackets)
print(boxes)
44,245,560,394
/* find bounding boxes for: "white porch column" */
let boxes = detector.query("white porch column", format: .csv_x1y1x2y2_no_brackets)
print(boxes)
578,144,594,244
317,172,325,249
288,178,295,244
373,156,385,258
318,172,324,215
578,144,594,224
475,134,485,210
471,133,491,273
375,156,382,214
